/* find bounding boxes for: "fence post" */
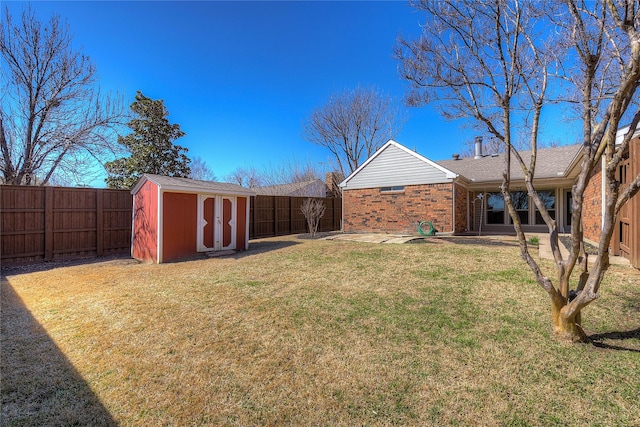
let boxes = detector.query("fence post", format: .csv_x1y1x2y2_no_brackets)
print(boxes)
273,196,277,237
289,197,294,235
44,186,54,261
96,189,104,256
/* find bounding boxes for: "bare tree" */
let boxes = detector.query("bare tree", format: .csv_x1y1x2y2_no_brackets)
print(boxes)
301,198,326,237
396,0,640,342
260,157,325,187
226,158,328,189
303,86,404,177
226,166,263,188
189,156,217,181
0,6,124,185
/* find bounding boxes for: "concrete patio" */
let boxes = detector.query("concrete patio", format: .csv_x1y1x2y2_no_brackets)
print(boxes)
324,232,631,267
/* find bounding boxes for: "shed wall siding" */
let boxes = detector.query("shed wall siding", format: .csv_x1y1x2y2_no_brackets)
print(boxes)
236,197,248,250
132,180,158,262
454,183,468,233
162,192,198,262
343,183,455,234
345,145,451,190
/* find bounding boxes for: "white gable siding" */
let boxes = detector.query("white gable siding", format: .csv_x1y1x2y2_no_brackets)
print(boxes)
343,144,452,190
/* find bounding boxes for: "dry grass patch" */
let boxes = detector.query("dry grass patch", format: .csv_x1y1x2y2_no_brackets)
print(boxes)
2,235,639,426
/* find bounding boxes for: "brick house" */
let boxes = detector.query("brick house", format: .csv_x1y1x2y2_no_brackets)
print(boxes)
579,127,640,268
340,137,639,267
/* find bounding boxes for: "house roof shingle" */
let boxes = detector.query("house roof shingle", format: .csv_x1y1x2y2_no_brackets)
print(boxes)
437,144,583,183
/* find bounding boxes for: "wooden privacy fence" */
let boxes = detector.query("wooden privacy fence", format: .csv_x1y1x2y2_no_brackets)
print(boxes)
1,186,132,265
1,187,342,265
249,195,342,239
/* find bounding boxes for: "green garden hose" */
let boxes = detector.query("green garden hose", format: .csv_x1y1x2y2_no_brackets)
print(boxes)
417,220,437,236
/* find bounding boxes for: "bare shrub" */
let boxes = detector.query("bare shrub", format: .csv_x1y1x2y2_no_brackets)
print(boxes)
301,198,325,237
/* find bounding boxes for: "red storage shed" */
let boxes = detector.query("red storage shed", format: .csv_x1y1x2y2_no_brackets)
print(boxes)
130,174,255,263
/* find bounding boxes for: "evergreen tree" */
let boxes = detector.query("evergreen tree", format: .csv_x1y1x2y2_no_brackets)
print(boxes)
105,91,190,189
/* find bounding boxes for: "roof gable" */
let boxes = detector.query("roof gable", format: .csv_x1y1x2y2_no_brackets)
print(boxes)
340,140,458,190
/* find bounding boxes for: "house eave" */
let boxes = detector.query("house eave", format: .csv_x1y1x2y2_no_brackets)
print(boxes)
464,177,577,191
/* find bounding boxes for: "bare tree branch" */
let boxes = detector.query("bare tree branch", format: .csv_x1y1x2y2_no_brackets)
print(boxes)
303,86,404,177
0,6,125,185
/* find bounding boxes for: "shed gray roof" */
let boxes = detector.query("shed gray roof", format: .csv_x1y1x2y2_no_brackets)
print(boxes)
131,174,256,196
437,144,583,183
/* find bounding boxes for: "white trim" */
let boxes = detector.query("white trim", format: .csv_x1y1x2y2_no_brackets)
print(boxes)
245,196,251,249
197,195,215,252
341,189,345,231
339,140,459,188
130,191,136,259
615,124,640,145
150,183,253,197
157,187,163,264
466,189,471,232
196,195,241,251
219,196,237,251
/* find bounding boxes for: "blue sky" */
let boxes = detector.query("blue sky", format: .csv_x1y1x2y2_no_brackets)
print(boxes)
5,1,574,186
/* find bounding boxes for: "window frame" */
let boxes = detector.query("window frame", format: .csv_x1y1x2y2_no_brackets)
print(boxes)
380,186,405,194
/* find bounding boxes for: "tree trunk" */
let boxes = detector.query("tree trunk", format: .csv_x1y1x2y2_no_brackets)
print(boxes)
551,299,587,342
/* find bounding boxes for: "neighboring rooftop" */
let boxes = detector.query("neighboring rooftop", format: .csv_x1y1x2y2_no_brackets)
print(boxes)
437,144,583,183
253,179,327,197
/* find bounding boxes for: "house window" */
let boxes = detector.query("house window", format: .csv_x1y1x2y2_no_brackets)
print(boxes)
486,192,504,224
380,186,404,193
509,191,529,225
535,190,556,224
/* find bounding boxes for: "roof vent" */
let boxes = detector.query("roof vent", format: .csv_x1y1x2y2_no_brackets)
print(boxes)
474,136,483,159
452,153,460,160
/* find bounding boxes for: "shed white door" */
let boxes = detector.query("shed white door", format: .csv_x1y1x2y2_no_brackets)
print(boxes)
197,195,236,251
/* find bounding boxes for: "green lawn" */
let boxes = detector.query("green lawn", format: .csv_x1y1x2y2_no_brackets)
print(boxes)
2,235,639,426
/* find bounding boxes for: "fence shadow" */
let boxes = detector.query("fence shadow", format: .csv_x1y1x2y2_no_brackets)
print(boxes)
1,255,136,277
0,278,117,426
232,238,302,259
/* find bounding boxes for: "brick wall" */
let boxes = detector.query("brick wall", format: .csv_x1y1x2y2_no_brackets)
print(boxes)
343,183,457,234
454,183,468,232
582,162,602,243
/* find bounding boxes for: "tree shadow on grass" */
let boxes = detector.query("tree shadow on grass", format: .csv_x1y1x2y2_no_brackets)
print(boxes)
589,328,640,353
0,278,117,426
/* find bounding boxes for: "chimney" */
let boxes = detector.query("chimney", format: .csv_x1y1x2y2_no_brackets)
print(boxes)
474,136,483,159
325,171,344,198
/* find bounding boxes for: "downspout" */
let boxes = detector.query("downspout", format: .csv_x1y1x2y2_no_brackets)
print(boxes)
245,195,251,249
466,189,471,232
157,187,163,264
340,185,345,231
